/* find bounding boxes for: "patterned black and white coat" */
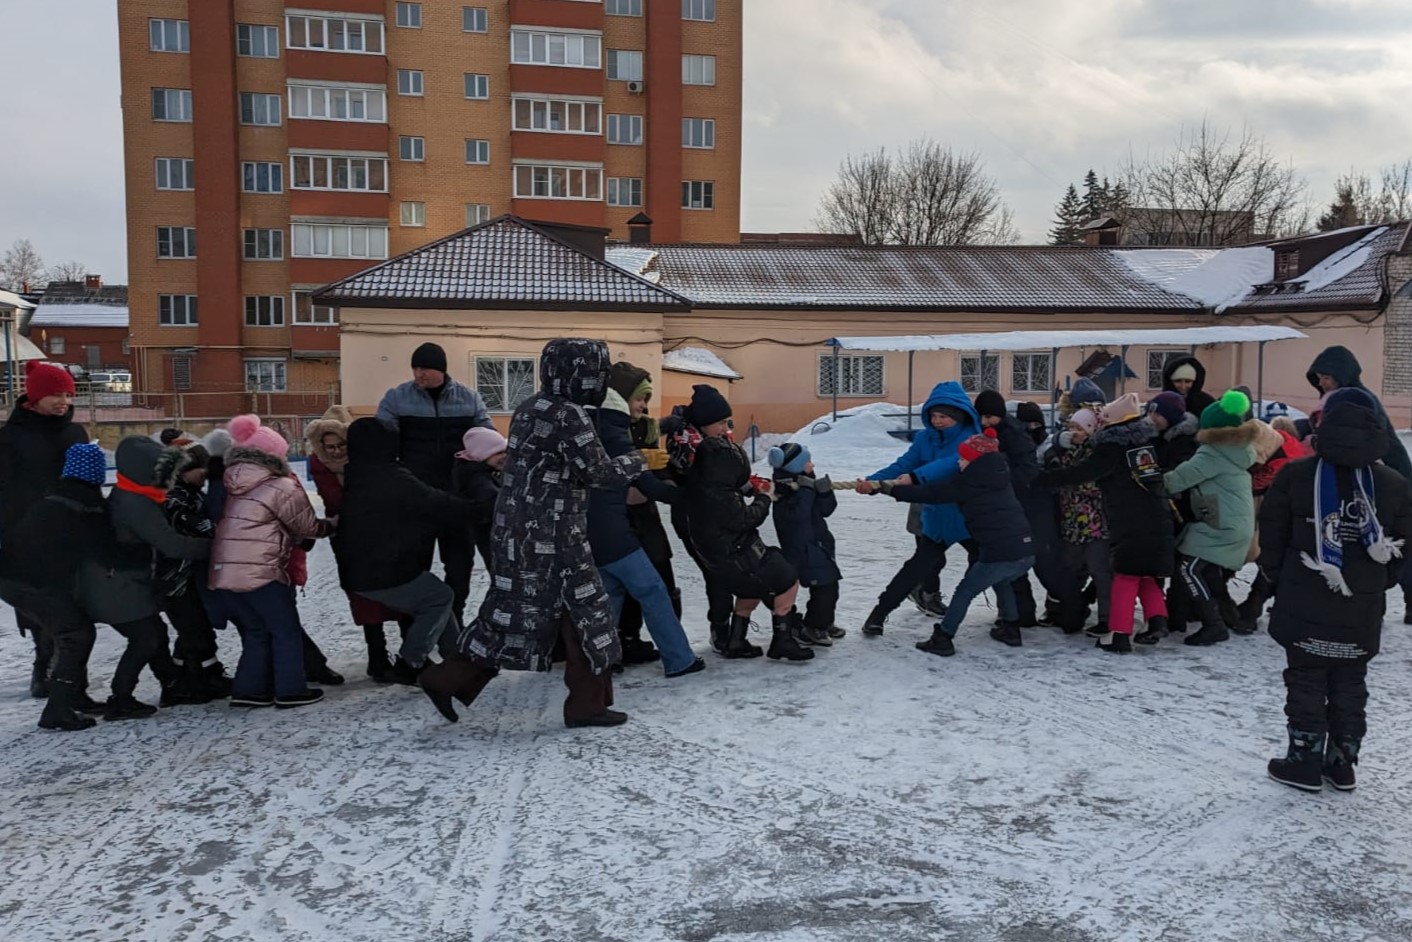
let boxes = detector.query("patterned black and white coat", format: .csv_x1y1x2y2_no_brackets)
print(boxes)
458,339,645,674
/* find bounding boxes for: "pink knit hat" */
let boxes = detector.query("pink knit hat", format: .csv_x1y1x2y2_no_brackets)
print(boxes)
456,426,508,462
1099,393,1142,428
1068,408,1098,435
227,414,289,459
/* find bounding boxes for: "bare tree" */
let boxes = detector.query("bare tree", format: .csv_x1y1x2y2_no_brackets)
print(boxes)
46,260,91,284
1122,121,1308,245
0,239,46,291
1378,159,1412,222
817,139,1019,245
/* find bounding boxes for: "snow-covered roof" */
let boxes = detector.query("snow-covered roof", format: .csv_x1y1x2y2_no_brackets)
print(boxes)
0,289,36,313
1231,224,1406,312
662,346,742,380
29,302,128,328
825,326,1307,353
1113,247,1271,311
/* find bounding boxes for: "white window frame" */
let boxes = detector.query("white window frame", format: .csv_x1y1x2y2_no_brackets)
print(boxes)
149,18,190,53
1147,350,1188,390
158,294,198,326
960,353,1001,393
400,201,426,227
244,359,287,393
395,2,421,28
244,295,286,327
399,136,425,161
511,97,601,134
156,226,197,259
285,14,385,54
606,113,643,145
237,24,280,58
475,356,537,413
606,177,643,207
682,54,716,85
510,29,602,69
239,92,282,126
607,0,642,15
464,73,490,99
465,203,492,226
682,0,716,21
290,154,389,192
242,161,284,193
288,83,387,122
465,139,491,165
397,70,424,96
292,290,339,326
606,49,643,81
243,228,285,260
682,117,715,148
817,354,884,397
155,157,195,191
152,88,193,122
1010,352,1052,394
513,164,604,201
681,180,714,210
462,6,488,31
48,336,65,356
291,223,389,259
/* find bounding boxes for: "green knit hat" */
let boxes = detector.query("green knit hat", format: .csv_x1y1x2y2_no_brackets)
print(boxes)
1200,389,1251,430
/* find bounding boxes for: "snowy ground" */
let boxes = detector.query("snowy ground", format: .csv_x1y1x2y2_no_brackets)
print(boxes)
5,446,1412,939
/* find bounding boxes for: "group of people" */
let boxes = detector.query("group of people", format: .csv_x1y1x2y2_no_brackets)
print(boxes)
2,340,1408,793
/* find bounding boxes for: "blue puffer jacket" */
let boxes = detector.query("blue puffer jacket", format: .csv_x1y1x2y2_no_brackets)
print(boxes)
868,381,981,544
375,377,494,490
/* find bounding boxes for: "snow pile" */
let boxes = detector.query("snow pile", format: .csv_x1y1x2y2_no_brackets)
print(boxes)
604,246,661,283
1114,246,1272,310
763,402,916,478
1292,226,1387,293
662,346,742,380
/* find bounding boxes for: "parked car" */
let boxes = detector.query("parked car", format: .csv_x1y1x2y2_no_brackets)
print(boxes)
88,371,132,393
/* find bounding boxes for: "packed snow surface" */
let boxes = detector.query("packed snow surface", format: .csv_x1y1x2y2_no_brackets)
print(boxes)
4,480,1412,940
662,346,742,380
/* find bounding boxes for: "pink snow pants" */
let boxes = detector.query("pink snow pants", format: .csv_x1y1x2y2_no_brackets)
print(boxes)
1108,574,1167,635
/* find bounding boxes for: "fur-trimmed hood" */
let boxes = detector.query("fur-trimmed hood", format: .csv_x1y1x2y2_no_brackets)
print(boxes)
1248,419,1286,463
1196,418,1262,447
224,446,292,495
305,405,353,472
1164,413,1200,442
1095,416,1158,447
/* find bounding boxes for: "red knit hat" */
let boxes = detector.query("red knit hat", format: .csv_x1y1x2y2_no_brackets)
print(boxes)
24,361,75,402
958,427,1000,463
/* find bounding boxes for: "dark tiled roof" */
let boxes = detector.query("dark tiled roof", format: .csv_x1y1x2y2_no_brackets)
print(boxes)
39,282,128,304
604,243,1212,312
314,216,691,311
1229,224,1407,312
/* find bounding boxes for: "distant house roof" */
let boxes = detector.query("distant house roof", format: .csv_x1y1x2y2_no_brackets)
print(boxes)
27,280,129,329
314,215,692,312
0,289,36,313
662,346,742,380
1230,224,1405,313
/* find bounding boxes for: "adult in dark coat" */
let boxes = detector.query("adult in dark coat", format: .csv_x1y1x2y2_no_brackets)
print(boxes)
376,341,496,626
420,338,647,728
0,361,87,697
1161,355,1216,417
769,442,842,645
1258,387,1412,792
1306,345,1411,480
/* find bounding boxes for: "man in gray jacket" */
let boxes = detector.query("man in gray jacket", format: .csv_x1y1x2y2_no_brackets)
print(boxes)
376,342,494,622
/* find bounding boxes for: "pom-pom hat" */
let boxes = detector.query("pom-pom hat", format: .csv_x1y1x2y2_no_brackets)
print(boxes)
228,414,289,459
1200,390,1252,430
767,442,810,474
958,427,1000,463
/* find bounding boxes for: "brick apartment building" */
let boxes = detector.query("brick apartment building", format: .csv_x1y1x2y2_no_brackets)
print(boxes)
117,0,742,414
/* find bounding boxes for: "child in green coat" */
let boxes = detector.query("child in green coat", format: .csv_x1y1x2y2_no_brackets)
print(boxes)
1161,390,1259,647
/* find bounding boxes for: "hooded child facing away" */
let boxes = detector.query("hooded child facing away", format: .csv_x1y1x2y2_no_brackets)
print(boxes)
769,443,842,647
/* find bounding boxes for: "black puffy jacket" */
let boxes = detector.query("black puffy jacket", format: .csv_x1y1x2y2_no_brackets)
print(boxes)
375,377,494,490
0,478,115,593
770,471,840,587
685,435,770,565
586,397,679,566
0,398,88,541
889,452,1034,563
1306,345,1412,480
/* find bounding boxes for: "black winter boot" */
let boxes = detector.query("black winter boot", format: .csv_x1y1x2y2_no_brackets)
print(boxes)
767,614,815,661
388,656,423,686
29,629,54,699
200,660,233,699
1183,600,1230,646
1095,631,1132,653
989,622,1023,647
915,626,956,657
1217,594,1241,633
721,615,763,659
38,680,97,732
1323,735,1361,791
363,624,395,683
621,638,662,664
29,659,50,699
103,695,159,722
1134,615,1169,646
160,664,210,707
708,620,729,654
862,605,888,637
1268,728,1326,792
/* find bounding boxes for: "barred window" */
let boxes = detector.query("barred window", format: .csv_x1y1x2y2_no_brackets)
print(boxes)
1147,350,1187,390
1011,353,1051,394
960,354,1000,393
475,357,536,412
818,354,883,397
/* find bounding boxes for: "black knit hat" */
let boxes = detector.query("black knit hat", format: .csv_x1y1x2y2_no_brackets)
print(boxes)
685,384,731,427
411,342,448,373
973,390,1007,419
1015,401,1045,425
607,361,651,402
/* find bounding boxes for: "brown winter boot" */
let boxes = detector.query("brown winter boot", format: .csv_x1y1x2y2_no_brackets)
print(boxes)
419,655,497,723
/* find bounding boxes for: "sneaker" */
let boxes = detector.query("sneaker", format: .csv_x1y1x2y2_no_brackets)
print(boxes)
862,606,887,637
665,657,706,678
102,696,159,722
826,625,847,639
801,623,834,647
989,622,1023,647
1084,621,1109,639
275,689,325,709
230,693,275,709
565,709,629,728
907,588,948,617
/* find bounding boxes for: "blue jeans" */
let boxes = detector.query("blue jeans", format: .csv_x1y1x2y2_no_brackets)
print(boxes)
599,549,698,674
938,556,1035,638
221,581,307,698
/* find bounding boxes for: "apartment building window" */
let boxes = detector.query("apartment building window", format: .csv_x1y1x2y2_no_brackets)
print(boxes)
244,359,287,393
288,84,387,122
512,97,601,133
395,3,421,28
154,158,195,191
607,50,643,81
462,7,488,31
513,164,603,200
1147,350,1187,389
285,14,385,54
475,357,536,412
682,54,716,85
960,354,1000,393
1011,353,1051,394
400,201,426,227
682,0,716,21
682,117,715,148
606,114,643,145
293,291,338,325
607,177,643,207
149,19,190,53
244,295,286,327
156,226,196,258
242,161,284,193
291,223,389,259
397,70,424,96
465,203,492,226
158,294,198,326
510,30,602,68
290,154,389,192
399,136,425,161
464,73,490,99
681,180,714,209
151,88,193,122
237,24,280,57
464,140,491,165
243,228,284,260
607,0,642,14
239,92,282,126
818,355,883,397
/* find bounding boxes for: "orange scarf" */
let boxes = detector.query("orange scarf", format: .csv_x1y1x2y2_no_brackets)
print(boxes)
115,473,167,504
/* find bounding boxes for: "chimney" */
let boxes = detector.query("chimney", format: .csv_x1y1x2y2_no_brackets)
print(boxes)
627,212,654,245
84,274,102,289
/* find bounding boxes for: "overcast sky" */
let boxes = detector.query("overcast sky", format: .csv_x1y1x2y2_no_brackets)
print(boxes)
3,0,1411,281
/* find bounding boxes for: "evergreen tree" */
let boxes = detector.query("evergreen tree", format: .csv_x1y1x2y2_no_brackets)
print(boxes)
1081,169,1107,221
1049,184,1085,245
1317,181,1364,231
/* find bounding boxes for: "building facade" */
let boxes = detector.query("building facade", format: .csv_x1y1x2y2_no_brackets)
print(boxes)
21,277,133,376
117,0,742,415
